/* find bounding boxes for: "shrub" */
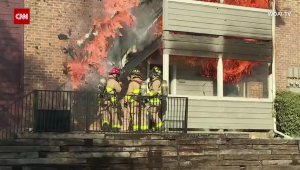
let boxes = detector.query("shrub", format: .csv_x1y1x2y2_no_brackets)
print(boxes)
274,91,300,137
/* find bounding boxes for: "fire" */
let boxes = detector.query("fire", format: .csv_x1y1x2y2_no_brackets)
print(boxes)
224,0,269,9
65,0,270,88
67,0,139,89
155,0,269,83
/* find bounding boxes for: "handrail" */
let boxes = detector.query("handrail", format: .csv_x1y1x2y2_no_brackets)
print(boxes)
0,90,188,140
0,91,34,114
0,82,69,114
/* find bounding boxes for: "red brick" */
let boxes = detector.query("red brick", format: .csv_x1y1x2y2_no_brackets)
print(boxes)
24,0,96,93
22,0,300,94
275,0,300,91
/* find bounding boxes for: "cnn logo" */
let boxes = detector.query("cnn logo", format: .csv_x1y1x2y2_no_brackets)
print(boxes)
14,9,30,24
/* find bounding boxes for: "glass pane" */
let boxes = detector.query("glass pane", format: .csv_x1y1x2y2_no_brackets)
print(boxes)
223,59,269,98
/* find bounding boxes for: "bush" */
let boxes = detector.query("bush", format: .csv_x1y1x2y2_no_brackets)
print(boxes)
274,91,300,137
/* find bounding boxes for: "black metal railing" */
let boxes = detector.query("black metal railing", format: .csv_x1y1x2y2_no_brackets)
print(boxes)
0,92,34,140
0,90,188,140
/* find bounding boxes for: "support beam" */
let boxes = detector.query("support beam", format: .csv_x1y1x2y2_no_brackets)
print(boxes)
163,53,170,91
146,60,150,92
268,63,272,99
217,54,223,97
217,0,224,97
271,1,276,99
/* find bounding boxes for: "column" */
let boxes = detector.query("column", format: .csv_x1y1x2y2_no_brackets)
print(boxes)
171,63,177,95
268,63,272,99
217,54,223,97
163,53,170,91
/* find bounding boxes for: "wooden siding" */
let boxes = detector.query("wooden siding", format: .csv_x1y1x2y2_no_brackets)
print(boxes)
176,63,216,96
163,33,272,62
163,0,272,40
186,99,273,130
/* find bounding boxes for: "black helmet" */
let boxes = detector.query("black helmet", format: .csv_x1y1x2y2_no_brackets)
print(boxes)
131,69,141,76
149,66,161,78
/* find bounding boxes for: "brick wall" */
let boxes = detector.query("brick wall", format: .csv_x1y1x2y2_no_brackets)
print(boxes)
247,63,269,98
24,0,95,93
22,0,300,94
275,0,300,91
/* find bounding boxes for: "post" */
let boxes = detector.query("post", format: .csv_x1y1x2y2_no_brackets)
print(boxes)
268,63,272,99
163,53,170,91
86,93,89,133
146,60,150,93
184,97,188,133
217,54,223,97
33,90,38,132
271,0,276,99
217,0,224,97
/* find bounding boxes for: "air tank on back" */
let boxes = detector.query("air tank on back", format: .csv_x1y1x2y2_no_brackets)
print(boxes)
98,76,107,92
161,80,168,96
140,81,148,96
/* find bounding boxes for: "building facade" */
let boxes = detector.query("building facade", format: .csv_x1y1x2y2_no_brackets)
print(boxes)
0,0,299,108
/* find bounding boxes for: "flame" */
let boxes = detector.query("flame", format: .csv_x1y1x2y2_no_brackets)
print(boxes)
155,0,269,83
66,0,270,88
67,0,139,89
224,0,269,9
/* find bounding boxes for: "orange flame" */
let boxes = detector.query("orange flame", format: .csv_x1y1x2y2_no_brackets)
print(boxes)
67,0,139,89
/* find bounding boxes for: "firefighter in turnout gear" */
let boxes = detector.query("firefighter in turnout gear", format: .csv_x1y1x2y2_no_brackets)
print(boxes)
124,69,148,131
102,67,122,131
148,66,163,131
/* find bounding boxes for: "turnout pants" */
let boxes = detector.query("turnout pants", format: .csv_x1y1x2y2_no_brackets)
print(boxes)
121,100,131,132
148,102,162,129
130,102,148,131
89,100,107,131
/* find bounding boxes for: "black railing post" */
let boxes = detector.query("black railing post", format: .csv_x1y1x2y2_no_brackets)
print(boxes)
184,97,188,133
138,96,142,132
86,92,89,133
33,90,38,132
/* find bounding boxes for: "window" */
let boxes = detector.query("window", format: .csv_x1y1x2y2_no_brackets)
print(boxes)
223,59,269,98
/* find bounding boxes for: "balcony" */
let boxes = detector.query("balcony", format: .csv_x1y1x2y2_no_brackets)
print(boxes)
161,0,275,131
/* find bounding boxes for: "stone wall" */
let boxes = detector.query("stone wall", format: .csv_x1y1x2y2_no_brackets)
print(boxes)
0,133,299,170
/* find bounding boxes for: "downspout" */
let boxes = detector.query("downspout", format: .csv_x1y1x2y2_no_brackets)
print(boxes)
271,0,293,139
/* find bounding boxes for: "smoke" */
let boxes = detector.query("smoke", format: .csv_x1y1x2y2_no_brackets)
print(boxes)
61,0,162,91
99,0,163,81
117,0,162,57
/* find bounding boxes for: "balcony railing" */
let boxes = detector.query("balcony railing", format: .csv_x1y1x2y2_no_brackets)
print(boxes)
0,90,188,140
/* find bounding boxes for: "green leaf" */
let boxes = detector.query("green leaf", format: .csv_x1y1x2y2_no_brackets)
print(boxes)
274,90,300,137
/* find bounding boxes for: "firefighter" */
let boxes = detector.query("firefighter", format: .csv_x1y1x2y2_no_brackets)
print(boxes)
121,74,134,132
89,76,107,131
124,69,148,131
101,67,122,132
148,66,163,131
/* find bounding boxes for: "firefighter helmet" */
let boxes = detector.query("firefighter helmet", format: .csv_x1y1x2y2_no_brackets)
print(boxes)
109,67,120,74
149,66,161,78
131,69,141,76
